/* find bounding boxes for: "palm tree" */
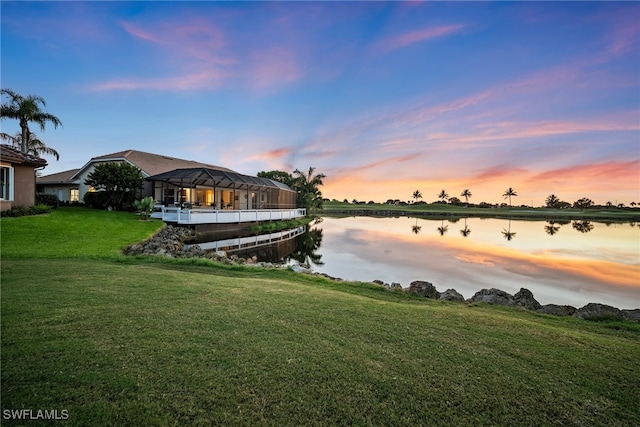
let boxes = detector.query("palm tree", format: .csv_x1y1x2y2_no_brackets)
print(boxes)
412,190,422,204
292,167,326,214
0,131,60,160
437,219,448,236
438,189,449,204
460,189,472,205
1,89,62,154
502,187,518,207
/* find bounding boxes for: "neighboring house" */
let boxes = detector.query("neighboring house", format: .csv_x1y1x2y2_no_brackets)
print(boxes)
38,149,235,203
0,144,48,211
36,169,80,203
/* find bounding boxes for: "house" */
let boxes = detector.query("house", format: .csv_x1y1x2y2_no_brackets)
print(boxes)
36,148,305,226
36,168,80,203
0,144,47,211
37,149,236,203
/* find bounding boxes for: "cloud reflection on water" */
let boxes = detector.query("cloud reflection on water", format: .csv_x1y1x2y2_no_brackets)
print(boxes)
312,216,640,309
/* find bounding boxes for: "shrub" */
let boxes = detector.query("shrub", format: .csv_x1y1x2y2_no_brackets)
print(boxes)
36,193,59,208
83,191,111,209
0,204,51,218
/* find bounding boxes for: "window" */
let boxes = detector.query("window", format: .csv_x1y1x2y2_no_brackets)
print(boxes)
0,166,13,201
70,189,79,202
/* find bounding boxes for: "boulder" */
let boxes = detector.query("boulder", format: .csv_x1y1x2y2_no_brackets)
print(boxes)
514,288,542,310
408,281,440,299
573,303,628,321
388,282,403,291
439,289,464,302
467,288,518,307
537,304,577,317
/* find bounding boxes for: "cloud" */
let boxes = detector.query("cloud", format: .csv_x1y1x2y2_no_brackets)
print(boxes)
373,24,465,53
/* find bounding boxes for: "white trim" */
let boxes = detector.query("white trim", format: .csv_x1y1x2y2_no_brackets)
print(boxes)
151,207,306,224
0,166,14,201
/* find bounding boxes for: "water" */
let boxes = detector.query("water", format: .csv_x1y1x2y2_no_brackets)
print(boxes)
304,216,640,309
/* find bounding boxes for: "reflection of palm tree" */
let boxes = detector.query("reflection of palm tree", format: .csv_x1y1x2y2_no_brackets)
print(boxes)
291,227,324,266
437,219,448,236
411,217,422,234
544,221,561,236
572,220,594,233
460,218,471,237
501,219,517,241
502,187,518,207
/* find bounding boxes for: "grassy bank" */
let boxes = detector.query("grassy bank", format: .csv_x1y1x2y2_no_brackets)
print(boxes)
2,207,639,425
321,201,640,222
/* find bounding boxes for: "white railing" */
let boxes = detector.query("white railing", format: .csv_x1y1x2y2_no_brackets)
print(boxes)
151,206,306,224
184,226,305,252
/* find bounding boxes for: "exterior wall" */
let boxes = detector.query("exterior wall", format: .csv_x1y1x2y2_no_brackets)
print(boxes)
76,161,152,203
40,185,78,203
10,164,37,207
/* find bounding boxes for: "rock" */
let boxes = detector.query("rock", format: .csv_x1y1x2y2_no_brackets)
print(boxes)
408,281,440,299
622,309,640,323
289,264,312,274
467,288,518,307
514,288,542,310
537,304,577,317
372,280,384,285
439,289,464,302
389,282,403,291
573,303,629,321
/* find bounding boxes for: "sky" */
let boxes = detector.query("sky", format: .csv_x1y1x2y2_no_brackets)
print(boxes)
1,1,639,206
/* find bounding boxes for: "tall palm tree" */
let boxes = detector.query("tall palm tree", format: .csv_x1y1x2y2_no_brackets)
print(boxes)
460,189,472,205
438,189,449,204
412,190,422,204
1,89,62,154
292,167,326,213
502,187,518,207
0,131,60,160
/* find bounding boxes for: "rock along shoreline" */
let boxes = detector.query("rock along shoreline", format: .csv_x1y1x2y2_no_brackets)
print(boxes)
124,226,640,323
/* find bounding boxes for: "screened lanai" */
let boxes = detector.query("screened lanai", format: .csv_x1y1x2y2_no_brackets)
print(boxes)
146,167,297,210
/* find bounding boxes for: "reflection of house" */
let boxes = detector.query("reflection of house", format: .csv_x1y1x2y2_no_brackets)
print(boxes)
37,149,234,203
1,144,47,210
36,169,80,203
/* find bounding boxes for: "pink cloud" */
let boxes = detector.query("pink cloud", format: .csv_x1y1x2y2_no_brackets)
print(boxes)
247,47,303,90
373,24,465,53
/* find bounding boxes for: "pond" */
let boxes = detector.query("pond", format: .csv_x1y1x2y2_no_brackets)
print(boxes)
302,216,640,310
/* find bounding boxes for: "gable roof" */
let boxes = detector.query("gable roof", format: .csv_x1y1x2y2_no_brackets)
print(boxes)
71,149,236,179
0,144,48,168
36,168,80,185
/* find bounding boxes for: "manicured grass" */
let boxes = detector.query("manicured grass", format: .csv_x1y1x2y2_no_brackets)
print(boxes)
322,201,640,221
2,207,639,425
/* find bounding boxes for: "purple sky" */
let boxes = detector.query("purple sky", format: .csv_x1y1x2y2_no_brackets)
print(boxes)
2,1,639,205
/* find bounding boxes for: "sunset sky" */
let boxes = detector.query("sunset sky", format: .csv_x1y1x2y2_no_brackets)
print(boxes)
2,1,639,205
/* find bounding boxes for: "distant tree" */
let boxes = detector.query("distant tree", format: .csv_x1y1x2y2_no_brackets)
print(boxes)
573,198,594,209
572,220,594,233
438,189,449,203
257,170,295,187
84,162,144,210
460,189,472,204
1,131,60,160
545,194,560,209
412,190,422,204
631,202,637,207
292,167,326,213
448,196,462,206
1,88,62,154
502,187,518,207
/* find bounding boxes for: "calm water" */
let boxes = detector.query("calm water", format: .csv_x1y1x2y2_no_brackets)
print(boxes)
303,216,640,309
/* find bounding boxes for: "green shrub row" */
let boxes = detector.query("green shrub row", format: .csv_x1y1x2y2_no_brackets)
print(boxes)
0,203,52,218
248,217,312,233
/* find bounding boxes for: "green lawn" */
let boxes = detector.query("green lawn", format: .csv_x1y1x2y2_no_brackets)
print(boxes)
2,207,639,425
321,200,640,221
